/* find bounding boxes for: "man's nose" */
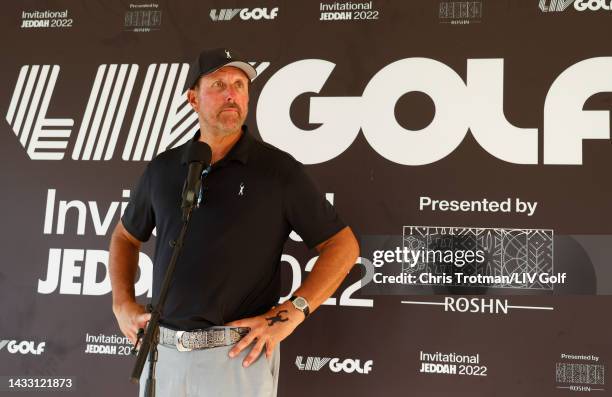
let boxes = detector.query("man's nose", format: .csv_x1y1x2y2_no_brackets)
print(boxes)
224,85,239,102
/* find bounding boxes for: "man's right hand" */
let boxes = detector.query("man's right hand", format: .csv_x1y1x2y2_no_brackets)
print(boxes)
113,301,151,345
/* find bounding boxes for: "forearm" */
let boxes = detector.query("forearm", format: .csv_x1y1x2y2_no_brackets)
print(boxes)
109,223,141,312
226,227,359,365
293,227,359,313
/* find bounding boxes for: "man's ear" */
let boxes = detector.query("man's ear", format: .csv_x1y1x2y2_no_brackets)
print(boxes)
187,89,197,109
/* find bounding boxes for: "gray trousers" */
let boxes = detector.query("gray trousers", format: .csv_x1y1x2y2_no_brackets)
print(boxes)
138,327,280,397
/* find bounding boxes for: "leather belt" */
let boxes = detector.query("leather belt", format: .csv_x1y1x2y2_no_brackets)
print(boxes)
158,326,250,352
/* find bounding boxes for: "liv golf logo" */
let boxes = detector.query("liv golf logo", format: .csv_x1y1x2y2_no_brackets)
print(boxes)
539,0,612,12
0,339,46,355
209,7,279,21
5,62,269,161
5,57,612,163
295,355,374,374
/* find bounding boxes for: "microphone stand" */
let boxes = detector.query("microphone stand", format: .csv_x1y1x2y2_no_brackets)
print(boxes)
129,200,199,395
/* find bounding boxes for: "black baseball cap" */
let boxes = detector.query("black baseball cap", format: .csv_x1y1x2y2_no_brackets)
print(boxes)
184,48,257,91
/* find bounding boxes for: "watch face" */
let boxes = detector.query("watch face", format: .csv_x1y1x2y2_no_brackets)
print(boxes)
293,297,307,309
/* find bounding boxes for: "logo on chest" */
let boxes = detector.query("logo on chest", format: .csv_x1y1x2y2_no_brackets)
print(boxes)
238,182,245,196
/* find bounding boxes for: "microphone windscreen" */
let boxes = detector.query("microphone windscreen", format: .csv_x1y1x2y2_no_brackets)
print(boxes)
186,141,212,165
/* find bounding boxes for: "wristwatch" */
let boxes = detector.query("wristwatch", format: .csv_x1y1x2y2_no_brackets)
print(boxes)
290,296,310,318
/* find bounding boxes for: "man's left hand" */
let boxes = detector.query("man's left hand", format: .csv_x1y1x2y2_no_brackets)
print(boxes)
226,301,305,367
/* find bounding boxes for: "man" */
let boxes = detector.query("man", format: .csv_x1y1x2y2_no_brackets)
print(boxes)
109,48,359,397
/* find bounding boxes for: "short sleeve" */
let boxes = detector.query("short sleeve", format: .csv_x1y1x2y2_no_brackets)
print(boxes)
283,162,346,249
121,164,156,242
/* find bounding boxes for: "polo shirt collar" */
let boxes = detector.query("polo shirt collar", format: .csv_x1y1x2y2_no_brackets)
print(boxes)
181,125,251,165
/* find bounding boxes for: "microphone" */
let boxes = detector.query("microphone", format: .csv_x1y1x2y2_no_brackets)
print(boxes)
181,141,212,219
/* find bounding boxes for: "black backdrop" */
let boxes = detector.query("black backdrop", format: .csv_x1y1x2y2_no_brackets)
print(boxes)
1,1,611,396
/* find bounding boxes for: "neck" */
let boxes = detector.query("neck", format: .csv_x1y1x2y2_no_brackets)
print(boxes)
198,127,242,164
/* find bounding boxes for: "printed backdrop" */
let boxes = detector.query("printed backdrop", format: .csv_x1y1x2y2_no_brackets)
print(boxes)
1,0,611,396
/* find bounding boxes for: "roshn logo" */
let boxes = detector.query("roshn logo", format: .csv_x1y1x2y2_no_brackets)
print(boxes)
5,62,270,161
555,354,606,392
124,3,162,32
439,1,483,24
0,339,46,355
295,356,374,374
539,0,612,12
210,7,279,21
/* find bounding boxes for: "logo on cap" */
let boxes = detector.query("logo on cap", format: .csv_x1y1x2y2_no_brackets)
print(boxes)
225,50,231,59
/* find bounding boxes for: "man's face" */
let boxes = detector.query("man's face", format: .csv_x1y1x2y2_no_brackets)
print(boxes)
188,66,249,135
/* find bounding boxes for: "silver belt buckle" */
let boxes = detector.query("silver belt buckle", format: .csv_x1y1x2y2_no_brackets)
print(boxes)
175,331,192,352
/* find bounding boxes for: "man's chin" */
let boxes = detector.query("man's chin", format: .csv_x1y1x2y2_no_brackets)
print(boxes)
210,112,243,130
215,121,244,134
